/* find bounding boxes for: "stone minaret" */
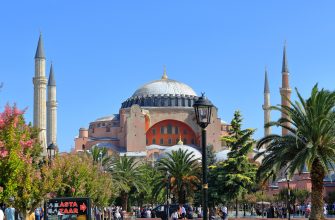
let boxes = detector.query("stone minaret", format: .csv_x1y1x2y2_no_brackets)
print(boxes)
262,68,271,137
47,63,57,146
279,43,292,136
33,34,47,152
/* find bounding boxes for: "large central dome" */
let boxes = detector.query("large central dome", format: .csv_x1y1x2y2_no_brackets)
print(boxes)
121,71,198,109
132,73,197,98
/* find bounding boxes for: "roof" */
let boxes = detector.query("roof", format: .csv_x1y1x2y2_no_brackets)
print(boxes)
35,34,45,59
132,78,197,98
48,63,56,86
95,114,120,122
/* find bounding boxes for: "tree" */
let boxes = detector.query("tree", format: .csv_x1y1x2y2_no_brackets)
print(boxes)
154,149,201,204
209,110,257,216
255,85,335,220
108,156,145,211
51,153,115,207
0,104,55,219
130,163,165,207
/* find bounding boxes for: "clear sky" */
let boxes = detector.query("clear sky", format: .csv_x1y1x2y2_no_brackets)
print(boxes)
1,1,335,152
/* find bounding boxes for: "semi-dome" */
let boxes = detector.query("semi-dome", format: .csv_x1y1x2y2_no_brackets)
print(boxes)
132,79,197,98
121,71,198,109
163,144,202,160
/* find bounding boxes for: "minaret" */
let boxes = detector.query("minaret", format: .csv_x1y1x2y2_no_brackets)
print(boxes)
33,33,47,153
262,68,271,136
279,43,292,136
47,63,57,146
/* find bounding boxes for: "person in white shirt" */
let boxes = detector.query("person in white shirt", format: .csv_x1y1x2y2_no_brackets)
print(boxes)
0,209,4,220
171,210,178,220
146,209,151,218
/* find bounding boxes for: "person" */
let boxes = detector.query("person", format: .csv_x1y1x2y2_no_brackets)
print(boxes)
35,207,42,220
178,204,186,219
114,209,121,220
221,206,228,220
171,210,178,220
0,208,4,220
5,204,15,220
145,208,151,218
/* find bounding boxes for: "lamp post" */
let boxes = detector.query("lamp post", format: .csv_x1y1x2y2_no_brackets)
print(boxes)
285,173,291,220
99,151,103,170
193,93,214,220
166,172,171,220
47,143,56,166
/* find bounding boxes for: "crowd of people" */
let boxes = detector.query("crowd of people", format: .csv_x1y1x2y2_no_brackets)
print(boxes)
0,203,44,220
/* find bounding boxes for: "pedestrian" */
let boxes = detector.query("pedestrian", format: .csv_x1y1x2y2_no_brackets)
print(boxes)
5,204,15,220
171,209,178,220
0,208,4,220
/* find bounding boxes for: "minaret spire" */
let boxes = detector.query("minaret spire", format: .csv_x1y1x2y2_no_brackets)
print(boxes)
282,41,289,73
47,62,58,146
35,33,46,59
263,67,271,137
280,42,292,136
33,34,47,153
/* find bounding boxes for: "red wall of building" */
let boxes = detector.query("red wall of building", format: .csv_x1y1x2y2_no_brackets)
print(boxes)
146,120,196,146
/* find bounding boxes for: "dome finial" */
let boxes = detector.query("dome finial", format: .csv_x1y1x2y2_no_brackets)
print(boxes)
177,134,183,145
162,65,168,80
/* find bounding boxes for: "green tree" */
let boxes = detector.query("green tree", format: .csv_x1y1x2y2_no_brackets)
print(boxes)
255,85,335,220
130,163,165,207
109,156,145,211
154,149,201,204
52,154,115,207
209,110,257,216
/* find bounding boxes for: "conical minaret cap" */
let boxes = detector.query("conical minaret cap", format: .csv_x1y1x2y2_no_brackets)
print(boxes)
35,33,46,59
48,63,56,86
282,43,289,73
264,68,270,93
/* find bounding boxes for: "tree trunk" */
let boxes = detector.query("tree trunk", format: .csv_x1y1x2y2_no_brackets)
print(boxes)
121,192,129,212
310,159,325,220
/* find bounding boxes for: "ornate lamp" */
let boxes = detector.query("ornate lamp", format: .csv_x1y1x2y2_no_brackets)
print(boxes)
193,93,214,220
47,143,56,165
193,93,213,129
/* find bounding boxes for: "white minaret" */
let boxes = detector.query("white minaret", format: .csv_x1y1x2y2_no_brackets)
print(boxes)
33,34,47,153
262,68,271,136
47,63,57,146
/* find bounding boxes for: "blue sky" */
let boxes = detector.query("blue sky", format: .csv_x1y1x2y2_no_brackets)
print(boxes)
1,1,335,152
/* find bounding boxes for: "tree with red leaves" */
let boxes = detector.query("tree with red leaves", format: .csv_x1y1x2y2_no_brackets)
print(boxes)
0,104,56,220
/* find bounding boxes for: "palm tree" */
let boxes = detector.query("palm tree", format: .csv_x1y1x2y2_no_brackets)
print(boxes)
255,85,335,220
154,149,201,204
88,146,112,170
109,156,145,211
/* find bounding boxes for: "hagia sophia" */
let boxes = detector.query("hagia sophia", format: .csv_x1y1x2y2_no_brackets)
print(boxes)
73,69,230,161
31,34,335,196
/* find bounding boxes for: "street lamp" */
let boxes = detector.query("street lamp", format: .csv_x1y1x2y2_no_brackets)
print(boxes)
193,93,214,220
166,172,171,220
47,143,56,166
285,173,291,220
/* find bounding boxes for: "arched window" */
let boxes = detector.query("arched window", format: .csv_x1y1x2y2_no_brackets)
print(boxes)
175,127,179,134
191,139,195,145
167,124,172,134
183,138,187,145
160,138,164,145
82,144,85,150
152,138,156,144
168,139,172,145
161,127,165,134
